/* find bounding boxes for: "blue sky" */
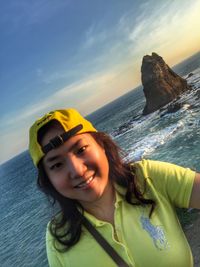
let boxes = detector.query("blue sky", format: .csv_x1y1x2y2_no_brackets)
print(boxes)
0,0,200,164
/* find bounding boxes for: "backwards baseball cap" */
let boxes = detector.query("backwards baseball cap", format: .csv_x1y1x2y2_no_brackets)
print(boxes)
29,108,97,167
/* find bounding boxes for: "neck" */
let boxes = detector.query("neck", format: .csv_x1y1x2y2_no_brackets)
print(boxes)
81,182,116,225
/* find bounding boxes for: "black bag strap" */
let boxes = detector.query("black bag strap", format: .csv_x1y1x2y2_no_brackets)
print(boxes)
82,217,130,267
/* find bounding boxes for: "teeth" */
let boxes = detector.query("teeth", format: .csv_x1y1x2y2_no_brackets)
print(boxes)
76,176,94,188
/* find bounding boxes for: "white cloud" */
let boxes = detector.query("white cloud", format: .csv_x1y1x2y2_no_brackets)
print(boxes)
4,0,198,130
42,71,69,84
0,70,121,130
129,21,146,42
116,0,200,65
0,67,135,163
82,23,107,49
1,0,200,164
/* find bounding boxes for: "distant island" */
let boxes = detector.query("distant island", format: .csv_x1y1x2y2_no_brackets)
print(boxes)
141,52,191,115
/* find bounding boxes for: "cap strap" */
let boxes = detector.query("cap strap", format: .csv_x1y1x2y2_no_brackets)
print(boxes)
42,124,83,154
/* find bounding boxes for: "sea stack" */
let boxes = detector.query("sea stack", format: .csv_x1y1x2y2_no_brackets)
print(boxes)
141,52,191,115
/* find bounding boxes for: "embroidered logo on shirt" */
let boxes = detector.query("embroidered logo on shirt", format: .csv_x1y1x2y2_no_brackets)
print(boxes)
140,215,169,250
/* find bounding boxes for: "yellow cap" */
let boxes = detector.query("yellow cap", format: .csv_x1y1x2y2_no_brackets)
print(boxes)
29,108,97,167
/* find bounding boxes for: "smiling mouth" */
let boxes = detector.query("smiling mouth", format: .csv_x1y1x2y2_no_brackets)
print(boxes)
74,176,95,189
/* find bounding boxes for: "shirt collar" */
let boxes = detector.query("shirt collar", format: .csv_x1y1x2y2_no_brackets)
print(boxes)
83,184,125,227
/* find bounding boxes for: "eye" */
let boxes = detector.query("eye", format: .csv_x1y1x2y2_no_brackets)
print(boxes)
49,162,63,170
77,146,87,155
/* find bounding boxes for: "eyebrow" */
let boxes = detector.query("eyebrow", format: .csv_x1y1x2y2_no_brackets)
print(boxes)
45,155,60,163
45,139,83,163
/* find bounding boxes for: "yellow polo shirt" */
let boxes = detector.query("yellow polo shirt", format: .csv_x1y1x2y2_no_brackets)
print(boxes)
46,159,196,267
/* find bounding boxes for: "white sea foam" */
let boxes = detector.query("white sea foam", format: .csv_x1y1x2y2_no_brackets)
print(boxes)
126,121,184,161
186,68,200,89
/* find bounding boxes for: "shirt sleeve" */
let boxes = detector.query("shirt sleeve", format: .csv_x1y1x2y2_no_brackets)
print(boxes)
46,223,67,267
134,159,196,208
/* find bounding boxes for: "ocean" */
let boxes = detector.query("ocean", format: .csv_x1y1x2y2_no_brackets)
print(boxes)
0,51,200,267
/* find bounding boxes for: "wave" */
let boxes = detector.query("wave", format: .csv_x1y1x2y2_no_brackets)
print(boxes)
125,121,184,161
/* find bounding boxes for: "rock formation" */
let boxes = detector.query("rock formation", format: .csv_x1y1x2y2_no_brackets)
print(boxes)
141,52,191,115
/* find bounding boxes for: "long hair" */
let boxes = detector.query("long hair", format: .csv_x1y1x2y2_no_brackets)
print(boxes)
37,127,155,251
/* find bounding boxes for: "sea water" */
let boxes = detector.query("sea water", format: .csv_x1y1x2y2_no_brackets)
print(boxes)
0,51,200,267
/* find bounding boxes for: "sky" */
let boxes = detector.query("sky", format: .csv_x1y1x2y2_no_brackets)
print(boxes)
0,0,200,164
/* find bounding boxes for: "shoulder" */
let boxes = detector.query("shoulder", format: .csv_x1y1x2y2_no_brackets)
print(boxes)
46,221,63,267
46,219,71,267
46,213,68,250
130,159,195,207
46,221,56,251
130,159,195,181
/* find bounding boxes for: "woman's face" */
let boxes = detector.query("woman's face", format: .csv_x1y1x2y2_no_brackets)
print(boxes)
41,125,111,207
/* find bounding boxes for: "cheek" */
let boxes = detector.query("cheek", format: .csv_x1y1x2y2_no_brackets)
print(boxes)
93,149,109,172
48,172,69,190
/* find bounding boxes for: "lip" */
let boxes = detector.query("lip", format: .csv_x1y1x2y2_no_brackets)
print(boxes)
74,175,95,189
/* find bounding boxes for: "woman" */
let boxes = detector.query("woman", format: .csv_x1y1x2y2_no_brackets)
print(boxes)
29,108,200,267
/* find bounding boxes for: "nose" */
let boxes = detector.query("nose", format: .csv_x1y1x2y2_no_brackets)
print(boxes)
67,155,87,179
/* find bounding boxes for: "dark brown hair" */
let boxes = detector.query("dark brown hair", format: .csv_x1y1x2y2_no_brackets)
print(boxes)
37,124,155,251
